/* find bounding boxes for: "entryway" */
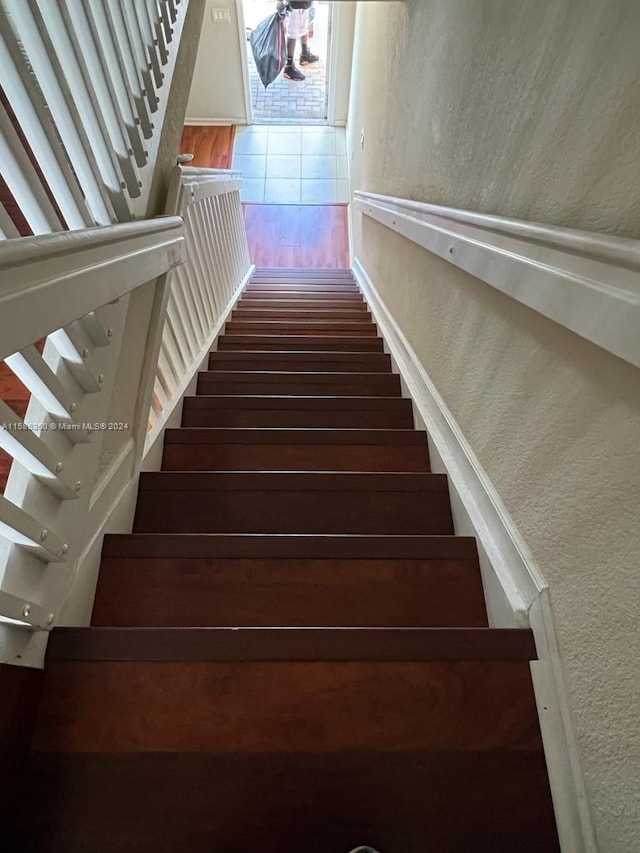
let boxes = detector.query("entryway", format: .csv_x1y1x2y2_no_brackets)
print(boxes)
242,0,332,123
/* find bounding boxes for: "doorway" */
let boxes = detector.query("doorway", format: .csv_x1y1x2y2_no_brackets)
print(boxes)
241,1,332,124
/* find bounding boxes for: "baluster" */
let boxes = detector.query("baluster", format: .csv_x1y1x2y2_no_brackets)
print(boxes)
166,290,197,367
0,495,68,562
23,0,131,218
0,17,93,230
122,1,159,114
78,0,147,170
0,399,78,499
132,1,163,90
0,588,53,629
187,202,217,325
104,0,154,141
0,98,62,234
202,196,225,318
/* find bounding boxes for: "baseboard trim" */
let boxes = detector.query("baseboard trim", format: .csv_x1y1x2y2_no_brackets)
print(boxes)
353,256,597,853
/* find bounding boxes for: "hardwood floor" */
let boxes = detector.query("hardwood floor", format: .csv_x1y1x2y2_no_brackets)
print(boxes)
243,204,350,268
179,125,236,169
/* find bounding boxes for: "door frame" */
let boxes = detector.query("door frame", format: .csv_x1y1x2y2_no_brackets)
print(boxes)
325,1,341,125
235,0,255,125
236,0,342,126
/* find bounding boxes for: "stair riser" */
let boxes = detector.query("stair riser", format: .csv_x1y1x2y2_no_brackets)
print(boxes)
207,353,391,372
233,310,371,320
161,444,430,472
181,408,414,429
241,295,365,304
217,336,383,351
35,660,540,752
25,752,559,853
225,323,377,336
196,374,402,397
133,489,454,535
92,557,486,628
244,286,360,294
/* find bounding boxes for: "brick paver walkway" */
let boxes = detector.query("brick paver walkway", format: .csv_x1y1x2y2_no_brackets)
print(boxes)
246,2,328,123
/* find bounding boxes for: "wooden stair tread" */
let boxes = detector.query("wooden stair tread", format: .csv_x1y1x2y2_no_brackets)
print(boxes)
163,428,427,445
208,351,391,371
45,627,537,661
196,372,402,397
101,533,478,559
23,752,559,853
138,471,447,491
181,396,415,428
183,395,412,411
218,335,383,350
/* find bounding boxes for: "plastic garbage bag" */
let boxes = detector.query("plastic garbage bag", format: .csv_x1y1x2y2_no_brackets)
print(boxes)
249,11,287,89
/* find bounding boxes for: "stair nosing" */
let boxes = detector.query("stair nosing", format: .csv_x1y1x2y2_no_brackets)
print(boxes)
163,428,427,446
45,627,537,662
101,533,478,560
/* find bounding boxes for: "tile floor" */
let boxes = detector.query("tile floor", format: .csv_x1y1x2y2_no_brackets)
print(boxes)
234,124,349,205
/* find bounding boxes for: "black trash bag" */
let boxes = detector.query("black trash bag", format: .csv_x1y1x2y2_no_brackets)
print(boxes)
249,11,287,89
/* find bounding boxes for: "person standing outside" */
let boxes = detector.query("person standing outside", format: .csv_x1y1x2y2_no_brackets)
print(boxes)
277,1,319,81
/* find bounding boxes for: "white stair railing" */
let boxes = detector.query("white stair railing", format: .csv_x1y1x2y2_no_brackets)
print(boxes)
0,217,185,662
0,167,252,666
145,166,254,449
0,1,256,667
0,0,190,229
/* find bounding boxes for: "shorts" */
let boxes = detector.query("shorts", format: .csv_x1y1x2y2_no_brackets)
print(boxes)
285,8,309,39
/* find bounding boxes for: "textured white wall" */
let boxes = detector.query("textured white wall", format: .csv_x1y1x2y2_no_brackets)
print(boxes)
187,0,248,123
358,218,640,853
348,2,640,851
347,0,640,237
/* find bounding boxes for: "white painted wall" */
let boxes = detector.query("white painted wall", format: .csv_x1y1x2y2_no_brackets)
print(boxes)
347,2,640,851
186,0,249,124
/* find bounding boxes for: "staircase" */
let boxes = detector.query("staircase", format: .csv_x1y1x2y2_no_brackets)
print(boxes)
24,269,559,852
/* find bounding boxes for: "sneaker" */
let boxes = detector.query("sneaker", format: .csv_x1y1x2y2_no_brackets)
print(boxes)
283,62,305,81
299,50,319,66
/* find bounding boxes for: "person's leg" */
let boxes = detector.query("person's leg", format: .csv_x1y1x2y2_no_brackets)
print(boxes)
284,11,306,80
299,32,319,65
299,9,319,66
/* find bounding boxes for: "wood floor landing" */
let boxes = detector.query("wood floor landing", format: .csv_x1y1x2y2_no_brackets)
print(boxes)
243,204,350,269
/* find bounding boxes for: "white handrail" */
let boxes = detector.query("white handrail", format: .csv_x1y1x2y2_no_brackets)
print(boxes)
354,191,640,369
0,218,185,361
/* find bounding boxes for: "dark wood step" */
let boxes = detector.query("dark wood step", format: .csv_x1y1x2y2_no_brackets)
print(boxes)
254,268,354,274
161,428,429,472
46,627,536,662
244,285,360,294
101,534,478,560
225,321,377,336
240,295,365,305
181,396,414,428
94,537,485,628
233,308,370,320
217,335,383,351
0,663,43,832
36,629,540,751
208,351,390,372
24,751,559,853
133,471,453,535
196,371,402,397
